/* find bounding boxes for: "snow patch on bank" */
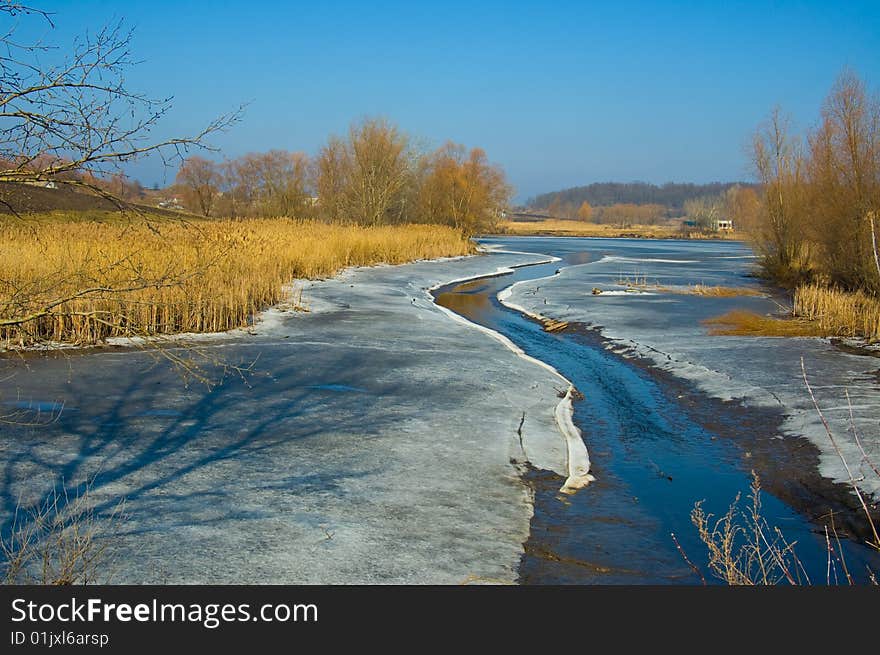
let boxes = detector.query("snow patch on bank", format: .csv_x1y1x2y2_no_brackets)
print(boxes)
428,261,595,492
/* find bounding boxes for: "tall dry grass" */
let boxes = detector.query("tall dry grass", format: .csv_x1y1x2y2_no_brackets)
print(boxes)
702,285,880,341
793,284,880,342
0,216,474,346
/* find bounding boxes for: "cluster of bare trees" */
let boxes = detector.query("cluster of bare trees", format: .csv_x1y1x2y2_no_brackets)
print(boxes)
595,203,667,226
683,186,760,231
174,118,512,233
177,150,312,219
545,198,668,225
751,71,880,292
540,185,759,230
532,181,749,213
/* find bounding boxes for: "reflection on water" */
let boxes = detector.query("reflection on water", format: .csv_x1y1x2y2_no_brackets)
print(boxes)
563,251,592,266
434,279,494,324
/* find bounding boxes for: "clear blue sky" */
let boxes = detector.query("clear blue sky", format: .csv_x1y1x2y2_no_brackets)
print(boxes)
31,1,880,201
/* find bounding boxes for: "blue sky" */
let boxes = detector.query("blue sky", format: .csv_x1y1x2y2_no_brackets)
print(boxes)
29,1,880,200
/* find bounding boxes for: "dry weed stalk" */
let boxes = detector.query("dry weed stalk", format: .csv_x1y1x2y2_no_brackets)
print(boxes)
800,359,879,551
2,483,125,585
691,473,808,585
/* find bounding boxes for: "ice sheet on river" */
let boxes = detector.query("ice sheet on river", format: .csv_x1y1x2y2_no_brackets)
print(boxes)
0,251,572,584
496,237,880,499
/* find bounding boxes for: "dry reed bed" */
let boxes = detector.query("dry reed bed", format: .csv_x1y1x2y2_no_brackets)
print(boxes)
702,310,827,337
0,217,474,346
688,284,763,297
793,284,880,342
703,285,880,341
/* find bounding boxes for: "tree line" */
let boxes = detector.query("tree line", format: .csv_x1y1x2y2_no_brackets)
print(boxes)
750,70,880,294
553,201,668,226
529,181,754,214
536,186,759,229
173,118,511,234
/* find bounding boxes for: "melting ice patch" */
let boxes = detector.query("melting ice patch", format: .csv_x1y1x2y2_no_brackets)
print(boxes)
600,256,700,264
137,409,183,417
4,400,68,412
308,383,368,393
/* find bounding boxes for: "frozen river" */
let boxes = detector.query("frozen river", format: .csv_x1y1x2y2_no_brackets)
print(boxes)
483,237,880,502
1,236,878,583
436,237,880,582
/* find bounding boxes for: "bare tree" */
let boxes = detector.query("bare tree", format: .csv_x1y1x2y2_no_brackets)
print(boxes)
0,3,240,212
577,201,593,222
750,71,880,292
175,156,220,217
684,195,722,231
752,108,807,281
231,150,312,218
312,135,350,223
346,118,411,225
313,118,411,225
722,185,760,233
807,71,880,292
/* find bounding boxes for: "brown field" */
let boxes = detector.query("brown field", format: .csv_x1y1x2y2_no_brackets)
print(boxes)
493,219,741,240
0,215,474,347
0,182,181,218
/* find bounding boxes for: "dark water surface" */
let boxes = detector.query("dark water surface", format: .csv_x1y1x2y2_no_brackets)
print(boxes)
434,239,880,584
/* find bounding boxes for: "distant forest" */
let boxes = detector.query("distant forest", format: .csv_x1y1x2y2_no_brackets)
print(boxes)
528,181,756,213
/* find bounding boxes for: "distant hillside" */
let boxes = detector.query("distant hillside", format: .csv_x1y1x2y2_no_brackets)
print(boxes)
528,181,756,212
0,182,182,218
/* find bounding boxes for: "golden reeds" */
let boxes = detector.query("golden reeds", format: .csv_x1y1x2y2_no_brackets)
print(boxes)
0,216,474,346
793,284,880,342
703,285,880,341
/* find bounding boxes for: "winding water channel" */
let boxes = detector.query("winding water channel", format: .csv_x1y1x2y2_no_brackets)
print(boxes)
3,236,879,584
434,238,880,584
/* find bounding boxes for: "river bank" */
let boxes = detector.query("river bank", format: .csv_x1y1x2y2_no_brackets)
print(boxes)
0,249,571,583
3,238,878,583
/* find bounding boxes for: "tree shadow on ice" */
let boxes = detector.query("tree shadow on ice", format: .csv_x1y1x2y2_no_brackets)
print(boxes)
0,344,401,548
